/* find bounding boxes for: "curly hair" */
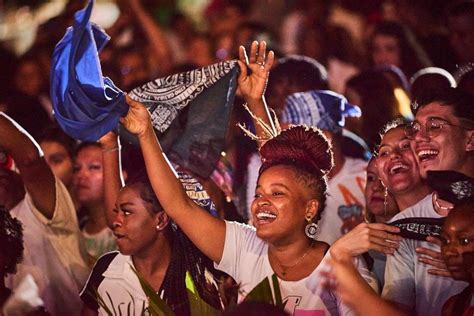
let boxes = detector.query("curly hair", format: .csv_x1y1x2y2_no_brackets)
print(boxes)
258,125,334,221
0,205,24,275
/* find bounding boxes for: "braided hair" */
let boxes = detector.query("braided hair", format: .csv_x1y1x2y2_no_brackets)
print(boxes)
126,173,223,315
258,125,334,221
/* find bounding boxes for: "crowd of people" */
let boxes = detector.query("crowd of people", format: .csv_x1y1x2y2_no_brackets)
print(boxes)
0,0,473,315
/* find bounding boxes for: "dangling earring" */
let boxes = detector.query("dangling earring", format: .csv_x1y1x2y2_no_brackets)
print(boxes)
383,187,389,217
304,214,319,241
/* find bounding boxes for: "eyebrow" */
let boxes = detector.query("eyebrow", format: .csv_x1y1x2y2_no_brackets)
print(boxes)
415,116,449,123
118,202,135,208
256,182,291,190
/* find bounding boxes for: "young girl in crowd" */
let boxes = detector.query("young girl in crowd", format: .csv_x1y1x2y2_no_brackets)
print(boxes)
81,131,227,315
440,200,474,316
73,143,117,259
119,41,376,315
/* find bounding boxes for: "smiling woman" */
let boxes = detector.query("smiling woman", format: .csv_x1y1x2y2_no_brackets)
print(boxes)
375,119,432,211
118,41,377,315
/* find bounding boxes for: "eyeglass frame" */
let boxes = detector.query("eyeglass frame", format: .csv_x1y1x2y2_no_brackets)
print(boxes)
404,117,472,140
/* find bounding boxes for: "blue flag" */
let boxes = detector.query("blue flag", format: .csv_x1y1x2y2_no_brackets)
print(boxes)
50,0,128,142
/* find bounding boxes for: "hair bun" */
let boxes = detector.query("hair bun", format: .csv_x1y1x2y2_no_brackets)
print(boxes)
259,125,334,176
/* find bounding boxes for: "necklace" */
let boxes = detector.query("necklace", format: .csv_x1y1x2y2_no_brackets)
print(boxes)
271,245,313,276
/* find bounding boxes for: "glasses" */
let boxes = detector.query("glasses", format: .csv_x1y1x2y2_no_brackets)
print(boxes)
404,118,467,140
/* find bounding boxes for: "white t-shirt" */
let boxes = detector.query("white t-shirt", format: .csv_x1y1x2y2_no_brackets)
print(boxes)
217,221,377,316
382,194,469,316
6,177,90,316
82,227,117,260
318,157,367,245
81,252,148,316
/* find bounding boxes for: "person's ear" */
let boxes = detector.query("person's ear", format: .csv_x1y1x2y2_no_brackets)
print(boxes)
305,199,319,221
155,211,170,231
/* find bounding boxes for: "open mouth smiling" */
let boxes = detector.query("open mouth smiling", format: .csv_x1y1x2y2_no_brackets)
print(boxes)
388,162,410,175
255,210,277,224
417,149,439,162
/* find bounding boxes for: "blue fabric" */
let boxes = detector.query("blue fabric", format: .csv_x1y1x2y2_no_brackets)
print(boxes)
50,0,128,142
281,90,361,134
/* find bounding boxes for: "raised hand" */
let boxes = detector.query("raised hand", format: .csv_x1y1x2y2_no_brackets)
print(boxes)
237,41,275,104
417,236,452,278
331,222,402,260
120,95,153,137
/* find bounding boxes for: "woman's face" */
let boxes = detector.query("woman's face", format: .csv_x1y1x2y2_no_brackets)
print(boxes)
372,34,401,68
112,185,161,256
73,146,104,207
376,128,421,195
365,159,398,219
440,205,474,282
40,141,74,188
251,165,317,245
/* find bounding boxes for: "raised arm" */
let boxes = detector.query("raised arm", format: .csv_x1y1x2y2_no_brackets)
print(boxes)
237,41,276,148
120,97,226,263
0,112,55,219
99,132,124,226
127,0,173,75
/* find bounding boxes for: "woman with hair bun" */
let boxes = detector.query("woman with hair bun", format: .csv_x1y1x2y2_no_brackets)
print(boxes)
121,41,376,315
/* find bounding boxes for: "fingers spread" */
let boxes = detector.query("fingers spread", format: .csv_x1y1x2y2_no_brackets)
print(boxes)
239,45,249,65
249,41,258,64
257,41,266,64
264,51,275,71
236,60,248,79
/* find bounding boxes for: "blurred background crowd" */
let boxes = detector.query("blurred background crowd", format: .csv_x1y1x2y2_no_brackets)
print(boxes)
0,0,473,221
0,0,473,314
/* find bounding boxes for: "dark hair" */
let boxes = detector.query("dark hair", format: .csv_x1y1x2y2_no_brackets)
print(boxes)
413,87,474,123
0,206,24,275
126,172,164,214
410,67,457,101
266,55,328,95
259,126,334,221
38,125,77,159
375,118,410,157
447,1,474,19
122,172,223,313
346,69,400,148
372,21,432,77
74,141,102,158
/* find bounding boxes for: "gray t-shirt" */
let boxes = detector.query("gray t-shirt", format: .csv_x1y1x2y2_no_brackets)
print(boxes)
382,194,468,316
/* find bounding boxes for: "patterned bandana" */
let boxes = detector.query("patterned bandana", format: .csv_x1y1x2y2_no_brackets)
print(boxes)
390,217,444,241
281,90,361,134
124,60,238,178
427,170,474,205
